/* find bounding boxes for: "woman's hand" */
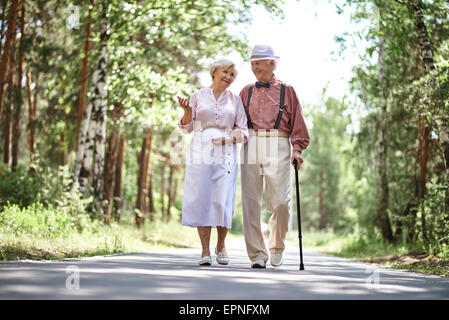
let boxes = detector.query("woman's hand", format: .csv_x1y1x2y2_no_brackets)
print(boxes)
211,136,237,146
177,96,192,125
177,96,190,110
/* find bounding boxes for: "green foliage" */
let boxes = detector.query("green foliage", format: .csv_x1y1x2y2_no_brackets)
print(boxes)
0,202,98,239
301,96,352,232
0,165,41,209
334,0,449,251
0,164,92,214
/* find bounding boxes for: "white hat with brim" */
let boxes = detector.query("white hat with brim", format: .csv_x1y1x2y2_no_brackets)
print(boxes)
248,45,280,61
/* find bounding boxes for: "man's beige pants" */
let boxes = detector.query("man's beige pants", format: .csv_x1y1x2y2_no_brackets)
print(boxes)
240,135,291,263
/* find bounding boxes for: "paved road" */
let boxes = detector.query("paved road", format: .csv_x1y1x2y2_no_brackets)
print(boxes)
1,238,448,300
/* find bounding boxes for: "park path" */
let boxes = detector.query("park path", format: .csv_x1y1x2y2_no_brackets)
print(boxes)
0,237,448,300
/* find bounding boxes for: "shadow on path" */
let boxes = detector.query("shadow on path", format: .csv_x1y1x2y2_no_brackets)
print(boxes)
1,239,448,300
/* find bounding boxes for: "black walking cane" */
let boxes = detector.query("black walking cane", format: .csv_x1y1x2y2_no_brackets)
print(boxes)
293,159,305,271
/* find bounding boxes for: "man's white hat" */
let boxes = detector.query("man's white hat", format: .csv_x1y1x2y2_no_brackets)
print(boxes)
249,45,280,61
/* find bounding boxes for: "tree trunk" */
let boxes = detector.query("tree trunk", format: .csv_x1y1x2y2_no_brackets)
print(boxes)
166,165,175,221
419,125,430,242
148,172,155,219
0,0,8,57
0,0,20,118
103,103,121,224
60,131,67,165
73,0,96,186
160,161,167,218
74,100,94,188
113,135,125,223
406,117,423,243
318,171,326,229
90,0,110,219
103,132,118,224
26,70,38,167
377,34,393,242
3,100,11,165
3,33,15,166
136,129,153,228
11,4,25,170
76,0,94,148
411,0,449,212
172,175,178,214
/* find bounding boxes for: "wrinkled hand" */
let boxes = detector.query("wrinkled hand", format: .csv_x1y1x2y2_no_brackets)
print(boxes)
177,96,190,110
211,136,236,146
291,150,303,169
177,96,192,125
231,129,245,144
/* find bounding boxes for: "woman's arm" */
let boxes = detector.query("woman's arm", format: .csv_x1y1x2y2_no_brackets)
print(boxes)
178,96,192,125
177,94,196,133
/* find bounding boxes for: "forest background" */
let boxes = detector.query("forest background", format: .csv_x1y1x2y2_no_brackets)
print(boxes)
0,0,448,276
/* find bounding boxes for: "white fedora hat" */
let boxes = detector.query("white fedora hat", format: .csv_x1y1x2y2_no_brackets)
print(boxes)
249,45,280,61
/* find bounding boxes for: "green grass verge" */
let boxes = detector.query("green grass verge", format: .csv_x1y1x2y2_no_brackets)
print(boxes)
0,202,200,262
287,230,449,278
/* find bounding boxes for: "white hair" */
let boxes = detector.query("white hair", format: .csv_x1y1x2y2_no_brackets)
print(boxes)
210,58,237,79
267,59,278,71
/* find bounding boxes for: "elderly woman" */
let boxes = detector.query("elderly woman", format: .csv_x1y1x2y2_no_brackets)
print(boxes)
177,59,248,266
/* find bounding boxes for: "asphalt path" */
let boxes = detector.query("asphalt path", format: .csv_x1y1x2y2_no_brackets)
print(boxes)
1,238,448,300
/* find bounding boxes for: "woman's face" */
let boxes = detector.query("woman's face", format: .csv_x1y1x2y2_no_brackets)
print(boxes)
212,66,237,89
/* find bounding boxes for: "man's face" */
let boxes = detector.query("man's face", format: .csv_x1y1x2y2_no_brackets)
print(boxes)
251,59,275,82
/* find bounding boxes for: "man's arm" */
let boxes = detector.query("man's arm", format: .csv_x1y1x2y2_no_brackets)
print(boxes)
287,85,310,167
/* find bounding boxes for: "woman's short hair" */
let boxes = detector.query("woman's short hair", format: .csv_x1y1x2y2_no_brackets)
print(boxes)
210,59,237,79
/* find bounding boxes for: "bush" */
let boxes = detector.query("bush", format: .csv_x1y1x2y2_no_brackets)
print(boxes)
0,202,100,239
0,165,42,208
1,163,92,213
0,163,98,239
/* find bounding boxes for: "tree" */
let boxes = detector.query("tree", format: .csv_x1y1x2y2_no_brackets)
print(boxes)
0,0,20,118
301,96,350,231
342,0,449,246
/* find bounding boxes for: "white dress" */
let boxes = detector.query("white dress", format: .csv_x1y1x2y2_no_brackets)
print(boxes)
178,88,249,228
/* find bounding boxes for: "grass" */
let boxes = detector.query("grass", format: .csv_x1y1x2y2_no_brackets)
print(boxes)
0,202,200,262
287,230,449,277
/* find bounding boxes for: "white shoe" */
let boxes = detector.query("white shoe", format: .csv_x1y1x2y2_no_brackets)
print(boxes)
251,259,266,268
199,256,212,266
215,248,229,265
270,253,283,267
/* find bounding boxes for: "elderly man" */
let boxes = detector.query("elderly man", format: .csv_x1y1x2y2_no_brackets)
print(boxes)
239,45,310,268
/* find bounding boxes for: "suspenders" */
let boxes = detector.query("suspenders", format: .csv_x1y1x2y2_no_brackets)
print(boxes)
245,82,286,130
246,86,254,129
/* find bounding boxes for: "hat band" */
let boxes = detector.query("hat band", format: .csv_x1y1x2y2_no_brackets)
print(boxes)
250,55,274,59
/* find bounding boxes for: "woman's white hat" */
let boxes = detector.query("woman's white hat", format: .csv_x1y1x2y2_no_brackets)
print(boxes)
249,45,280,61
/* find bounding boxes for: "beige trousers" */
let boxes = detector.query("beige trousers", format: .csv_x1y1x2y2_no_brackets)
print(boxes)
240,135,292,263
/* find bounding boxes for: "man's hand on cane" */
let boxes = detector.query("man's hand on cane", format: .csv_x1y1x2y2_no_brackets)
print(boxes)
291,150,303,169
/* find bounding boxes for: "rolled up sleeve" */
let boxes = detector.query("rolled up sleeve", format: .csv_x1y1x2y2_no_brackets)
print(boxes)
288,86,310,153
232,95,249,143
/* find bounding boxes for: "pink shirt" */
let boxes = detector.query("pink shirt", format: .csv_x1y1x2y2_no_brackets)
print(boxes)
179,88,249,143
239,74,310,153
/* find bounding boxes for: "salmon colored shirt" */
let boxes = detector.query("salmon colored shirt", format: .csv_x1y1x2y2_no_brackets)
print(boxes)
239,74,310,153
